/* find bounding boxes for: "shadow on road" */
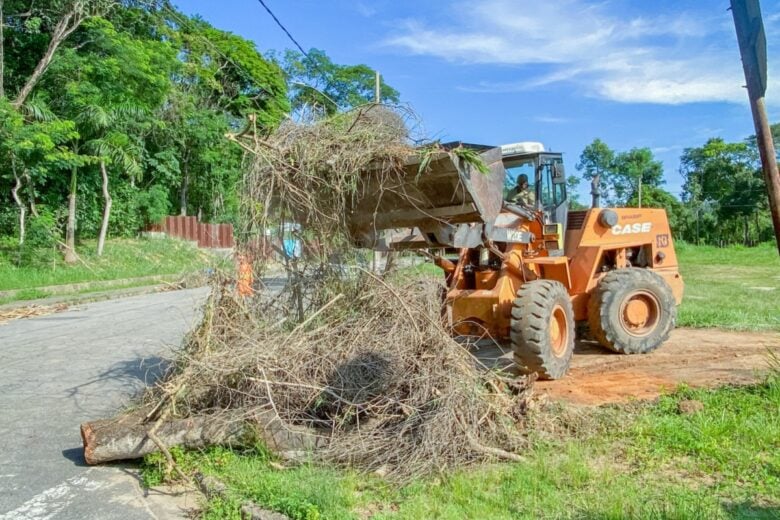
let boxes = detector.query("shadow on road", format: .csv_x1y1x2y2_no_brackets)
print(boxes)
64,355,172,402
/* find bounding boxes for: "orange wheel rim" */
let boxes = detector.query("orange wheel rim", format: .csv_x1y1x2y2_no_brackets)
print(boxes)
619,290,661,337
549,304,569,357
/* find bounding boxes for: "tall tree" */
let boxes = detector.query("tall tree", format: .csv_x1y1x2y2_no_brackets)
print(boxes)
612,147,664,206
42,14,175,261
275,48,400,115
576,138,615,205
680,138,767,244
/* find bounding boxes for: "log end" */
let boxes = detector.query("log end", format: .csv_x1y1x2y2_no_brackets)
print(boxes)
80,421,98,465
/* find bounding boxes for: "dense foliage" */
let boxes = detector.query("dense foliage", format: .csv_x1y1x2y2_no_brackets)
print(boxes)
0,0,397,262
577,126,779,246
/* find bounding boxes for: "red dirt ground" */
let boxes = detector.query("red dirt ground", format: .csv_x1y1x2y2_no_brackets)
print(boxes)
471,328,780,406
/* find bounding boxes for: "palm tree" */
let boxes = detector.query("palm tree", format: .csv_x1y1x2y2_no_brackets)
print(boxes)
65,103,143,260
86,130,142,255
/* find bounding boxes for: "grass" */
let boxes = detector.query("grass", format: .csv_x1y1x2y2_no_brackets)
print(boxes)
0,238,227,302
402,242,780,331
675,242,780,331
144,372,780,519
135,243,780,518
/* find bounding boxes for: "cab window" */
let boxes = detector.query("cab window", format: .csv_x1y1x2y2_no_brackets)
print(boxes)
539,159,566,209
503,157,535,199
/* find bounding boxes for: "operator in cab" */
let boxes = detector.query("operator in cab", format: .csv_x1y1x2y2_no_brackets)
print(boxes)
507,173,535,208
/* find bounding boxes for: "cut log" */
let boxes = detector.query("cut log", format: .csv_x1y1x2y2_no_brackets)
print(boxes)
81,408,327,465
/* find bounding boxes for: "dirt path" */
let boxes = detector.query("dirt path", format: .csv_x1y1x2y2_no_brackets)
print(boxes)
472,328,780,406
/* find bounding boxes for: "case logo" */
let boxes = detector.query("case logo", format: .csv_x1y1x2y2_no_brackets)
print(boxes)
611,222,652,235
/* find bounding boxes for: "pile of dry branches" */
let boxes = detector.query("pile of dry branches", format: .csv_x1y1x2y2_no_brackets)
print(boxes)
141,106,531,480
148,276,530,480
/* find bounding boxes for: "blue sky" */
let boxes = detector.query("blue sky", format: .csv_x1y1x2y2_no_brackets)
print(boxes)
174,0,780,200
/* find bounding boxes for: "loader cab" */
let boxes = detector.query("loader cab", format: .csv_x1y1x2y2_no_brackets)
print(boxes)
501,142,568,230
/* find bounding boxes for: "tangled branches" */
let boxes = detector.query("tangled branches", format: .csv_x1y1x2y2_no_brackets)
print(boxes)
150,278,530,480
141,105,531,480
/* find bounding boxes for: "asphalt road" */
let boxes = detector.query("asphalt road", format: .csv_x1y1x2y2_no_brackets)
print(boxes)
0,288,210,520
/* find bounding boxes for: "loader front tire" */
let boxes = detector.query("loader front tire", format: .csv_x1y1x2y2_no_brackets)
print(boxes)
510,280,575,380
588,268,676,354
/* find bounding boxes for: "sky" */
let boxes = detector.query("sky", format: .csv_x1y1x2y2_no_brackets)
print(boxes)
174,0,780,200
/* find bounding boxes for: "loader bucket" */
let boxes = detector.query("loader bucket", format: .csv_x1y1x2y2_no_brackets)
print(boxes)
348,146,506,249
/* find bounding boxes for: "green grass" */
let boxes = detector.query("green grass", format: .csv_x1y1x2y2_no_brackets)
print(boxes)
676,242,780,330
145,373,780,519
135,243,780,518
400,242,780,331
0,238,225,298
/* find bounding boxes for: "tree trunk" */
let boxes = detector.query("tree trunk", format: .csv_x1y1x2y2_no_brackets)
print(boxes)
96,160,112,256
180,167,188,216
64,165,78,264
11,168,25,245
12,6,84,108
80,407,325,465
1,0,5,99
24,172,38,217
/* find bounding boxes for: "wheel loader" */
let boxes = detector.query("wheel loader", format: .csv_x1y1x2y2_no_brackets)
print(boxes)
347,142,684,379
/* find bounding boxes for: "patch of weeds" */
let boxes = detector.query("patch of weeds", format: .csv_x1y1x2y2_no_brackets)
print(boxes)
140,445,198,488
13,288,51,301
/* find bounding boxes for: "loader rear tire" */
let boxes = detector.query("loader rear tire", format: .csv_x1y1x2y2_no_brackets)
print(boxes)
588,268,676,354
510,280,574,380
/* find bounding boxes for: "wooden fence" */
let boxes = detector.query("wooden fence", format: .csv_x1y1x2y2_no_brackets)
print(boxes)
151,216,234,249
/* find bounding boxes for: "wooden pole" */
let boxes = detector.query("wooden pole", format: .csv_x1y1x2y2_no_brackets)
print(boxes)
375,71,381,103
638,177,643,208
730,0,780,255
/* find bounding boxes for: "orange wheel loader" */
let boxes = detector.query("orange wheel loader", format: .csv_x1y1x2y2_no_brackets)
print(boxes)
347,142,683,379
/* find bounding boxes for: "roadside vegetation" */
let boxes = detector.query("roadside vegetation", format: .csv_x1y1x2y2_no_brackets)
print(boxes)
0,237,224,304
142,366,780,519
134,241,780,519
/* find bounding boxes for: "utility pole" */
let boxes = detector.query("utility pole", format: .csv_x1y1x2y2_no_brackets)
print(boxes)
637,177,643,208
731,0,780,255
374,71,381,103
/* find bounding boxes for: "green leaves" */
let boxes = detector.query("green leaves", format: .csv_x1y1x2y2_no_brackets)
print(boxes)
276,48,400,115
576,139,664,207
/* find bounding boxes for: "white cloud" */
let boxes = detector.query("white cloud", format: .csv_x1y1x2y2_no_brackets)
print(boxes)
355,2,377,18
384,0,778,105
533,115,570,124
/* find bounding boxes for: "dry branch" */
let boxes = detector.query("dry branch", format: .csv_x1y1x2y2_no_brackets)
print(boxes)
80,106,532,482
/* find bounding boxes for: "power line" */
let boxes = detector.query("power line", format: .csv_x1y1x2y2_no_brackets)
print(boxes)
255,0,310,58
252,0,338,98
158,3,278,100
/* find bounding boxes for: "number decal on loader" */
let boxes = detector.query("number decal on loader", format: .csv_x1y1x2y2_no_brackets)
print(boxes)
656,234,670,248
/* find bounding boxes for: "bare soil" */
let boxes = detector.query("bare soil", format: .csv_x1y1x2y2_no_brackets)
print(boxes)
472,328,780,406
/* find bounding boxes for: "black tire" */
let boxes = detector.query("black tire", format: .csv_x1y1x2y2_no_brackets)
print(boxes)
510,280,575,380
588,268,676,354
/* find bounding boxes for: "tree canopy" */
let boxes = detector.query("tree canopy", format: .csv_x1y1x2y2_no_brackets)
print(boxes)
0,1,400,262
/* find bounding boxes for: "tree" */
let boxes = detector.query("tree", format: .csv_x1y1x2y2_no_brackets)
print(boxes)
576,140,663,206
0,1,296,261
566,174,586,209
40,14,175,261
680,138,767,244
0,97,78,245
612,147,664,206
275,48,400,115
8,0,117,108
576,138,615,205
